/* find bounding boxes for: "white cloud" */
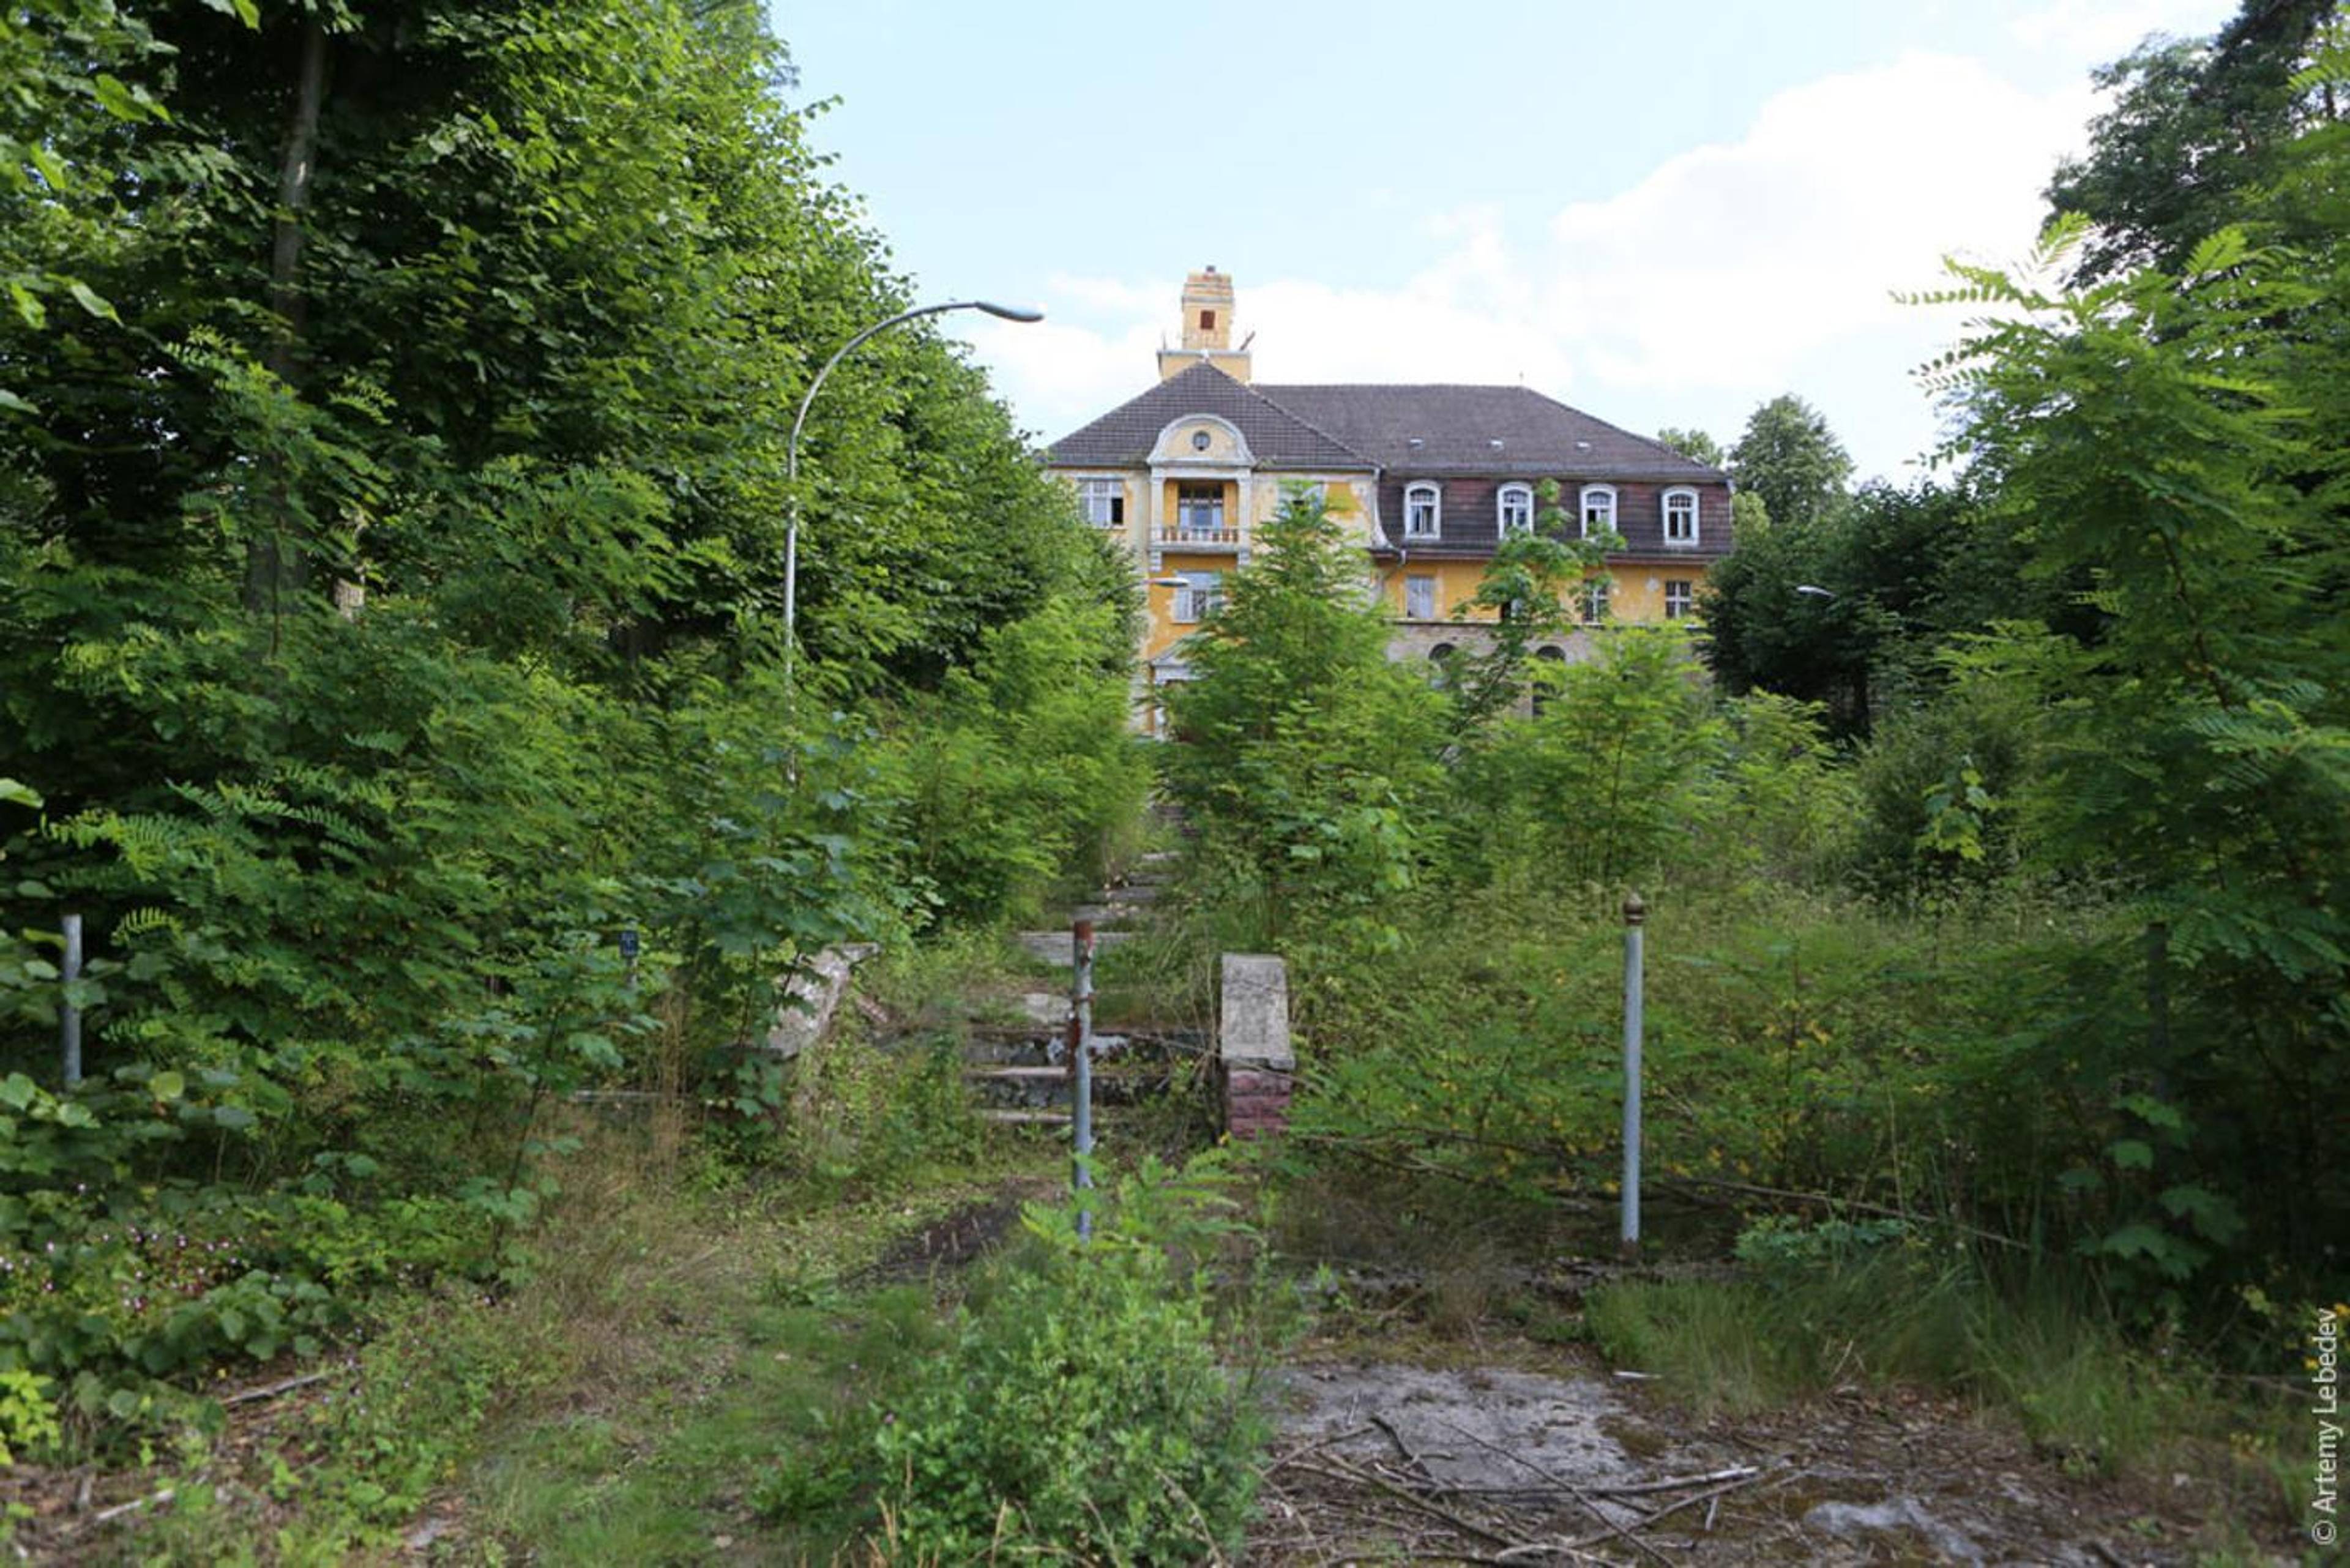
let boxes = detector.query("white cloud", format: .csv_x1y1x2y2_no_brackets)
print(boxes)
2010,0,2228,60
963,43,2194,479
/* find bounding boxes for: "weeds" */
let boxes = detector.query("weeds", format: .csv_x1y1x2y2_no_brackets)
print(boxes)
1586,1228,2299,1521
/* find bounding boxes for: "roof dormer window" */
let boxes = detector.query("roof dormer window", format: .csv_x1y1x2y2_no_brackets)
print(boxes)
1663,487,1699,546
1580,484,1617,539
1498,483,1534,536
1404,482,1441,540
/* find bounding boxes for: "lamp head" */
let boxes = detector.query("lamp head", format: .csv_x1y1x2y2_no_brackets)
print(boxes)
972,301,1045,323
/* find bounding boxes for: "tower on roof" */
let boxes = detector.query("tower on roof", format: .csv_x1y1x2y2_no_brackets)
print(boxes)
1158,266,1253,384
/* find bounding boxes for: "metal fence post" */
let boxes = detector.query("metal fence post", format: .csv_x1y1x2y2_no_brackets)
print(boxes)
1621,891,1644,1260
1070,917,1096,1243
61,912,83,1088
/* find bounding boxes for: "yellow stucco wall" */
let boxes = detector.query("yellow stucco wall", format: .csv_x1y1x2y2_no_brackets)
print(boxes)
1375,558,1703,629
1142,549,1232,662
1604,561,1705,625
1380,559,1500,623
1050,466,1715,669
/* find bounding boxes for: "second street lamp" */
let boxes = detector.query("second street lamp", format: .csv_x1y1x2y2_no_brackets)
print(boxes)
783,299,1045,702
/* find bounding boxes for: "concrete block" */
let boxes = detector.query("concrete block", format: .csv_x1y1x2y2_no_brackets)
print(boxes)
763,943,880,1060
1218,953,1292,1071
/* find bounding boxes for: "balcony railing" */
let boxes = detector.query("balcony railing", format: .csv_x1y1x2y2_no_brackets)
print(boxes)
1155,521,1242,548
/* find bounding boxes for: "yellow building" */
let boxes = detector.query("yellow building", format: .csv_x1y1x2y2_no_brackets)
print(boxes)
1046,268,1733,716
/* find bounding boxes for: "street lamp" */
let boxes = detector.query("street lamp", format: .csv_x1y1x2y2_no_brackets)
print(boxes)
1794,583,1838,602
783,298,1045,699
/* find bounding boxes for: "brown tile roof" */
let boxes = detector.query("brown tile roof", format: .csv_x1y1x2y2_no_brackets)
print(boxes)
1255,384,1725,480
1047,368,1726,485
1045,362,1373,470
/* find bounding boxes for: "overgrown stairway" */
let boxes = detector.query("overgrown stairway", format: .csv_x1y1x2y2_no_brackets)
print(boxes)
977,848,1191,1131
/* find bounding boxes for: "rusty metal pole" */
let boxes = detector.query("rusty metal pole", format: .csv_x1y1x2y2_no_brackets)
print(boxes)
1621,891,1645,1260
1070,917,1096,1242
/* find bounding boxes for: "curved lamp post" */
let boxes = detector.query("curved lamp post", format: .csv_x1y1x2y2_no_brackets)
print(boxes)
783,299,1045,700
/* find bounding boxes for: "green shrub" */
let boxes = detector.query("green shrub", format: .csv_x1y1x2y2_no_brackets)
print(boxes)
871,1166,1269,1562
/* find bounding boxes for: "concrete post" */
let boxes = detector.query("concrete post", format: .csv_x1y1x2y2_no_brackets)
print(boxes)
1219,954,1294,1139
60,913,83,1087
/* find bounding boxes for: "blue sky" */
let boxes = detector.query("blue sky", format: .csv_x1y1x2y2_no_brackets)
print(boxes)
768,0,2236,481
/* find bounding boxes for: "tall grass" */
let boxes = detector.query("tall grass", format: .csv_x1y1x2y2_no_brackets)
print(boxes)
1586,1241,2299,1516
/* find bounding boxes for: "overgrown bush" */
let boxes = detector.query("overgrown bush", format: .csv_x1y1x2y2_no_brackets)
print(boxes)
871,1162,1270,1562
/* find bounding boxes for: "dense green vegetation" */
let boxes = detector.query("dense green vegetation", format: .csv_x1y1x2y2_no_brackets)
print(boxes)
1146,5,2344,1534
0,0,1142,1467
1,0,2342,1557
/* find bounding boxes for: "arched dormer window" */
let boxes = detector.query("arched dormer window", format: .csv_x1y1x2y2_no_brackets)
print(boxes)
1663,487,1699,546
1404,482,1441,540
1580,484,1617,539
1498,483,1534,536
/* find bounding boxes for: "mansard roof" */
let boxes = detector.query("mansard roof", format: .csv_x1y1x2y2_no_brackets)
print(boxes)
1047,366,1726,484
1045,362,1373,471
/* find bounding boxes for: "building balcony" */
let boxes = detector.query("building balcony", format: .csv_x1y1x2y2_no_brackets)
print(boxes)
1155,522,1243,550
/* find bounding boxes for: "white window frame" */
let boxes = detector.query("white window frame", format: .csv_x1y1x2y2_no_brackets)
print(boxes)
1497,483,1534,537
1404,574,1436,620
1664,578,1694,619
1582,576,1611,622
1580,484,1617,539
1403,482,1442,540
1075,477,1124,528
1173,570,1225,624
1663,487,1700,547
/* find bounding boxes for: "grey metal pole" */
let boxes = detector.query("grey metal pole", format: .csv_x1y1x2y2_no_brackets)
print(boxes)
1621,891,1645,1258
1070,917,1096,1243
60,913,83,1087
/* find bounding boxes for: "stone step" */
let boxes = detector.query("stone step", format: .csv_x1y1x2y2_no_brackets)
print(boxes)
976,1108,1071,1127
1015,929,1138,966
964,1064,1157,1083
1014,992,1067,1026
1069,905,1144,929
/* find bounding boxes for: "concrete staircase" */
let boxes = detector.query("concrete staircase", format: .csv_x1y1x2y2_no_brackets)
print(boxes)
979,849,1188,1131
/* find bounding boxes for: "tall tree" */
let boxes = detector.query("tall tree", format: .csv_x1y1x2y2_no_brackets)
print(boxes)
1654,426,1723,468
1919,200,2350,1277
1727,394,1852,534
2046,0,2344,282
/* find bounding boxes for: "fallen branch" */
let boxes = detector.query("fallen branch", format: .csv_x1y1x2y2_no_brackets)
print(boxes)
223,1370,328,1406
90,1488,176,1527
1286,1456,1521,1550
1561,1467,1777,1550
1263,1422,1374,1473
1583,1464,1759,1498
1370,1411,1430,1477
1436,1417,1671,1568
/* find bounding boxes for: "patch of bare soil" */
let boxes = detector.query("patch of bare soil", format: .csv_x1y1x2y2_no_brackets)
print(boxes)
851,1178,1054,1284
1252,1353,2283,1565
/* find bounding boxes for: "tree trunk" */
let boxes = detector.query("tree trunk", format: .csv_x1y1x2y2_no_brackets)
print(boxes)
243,20,329,627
